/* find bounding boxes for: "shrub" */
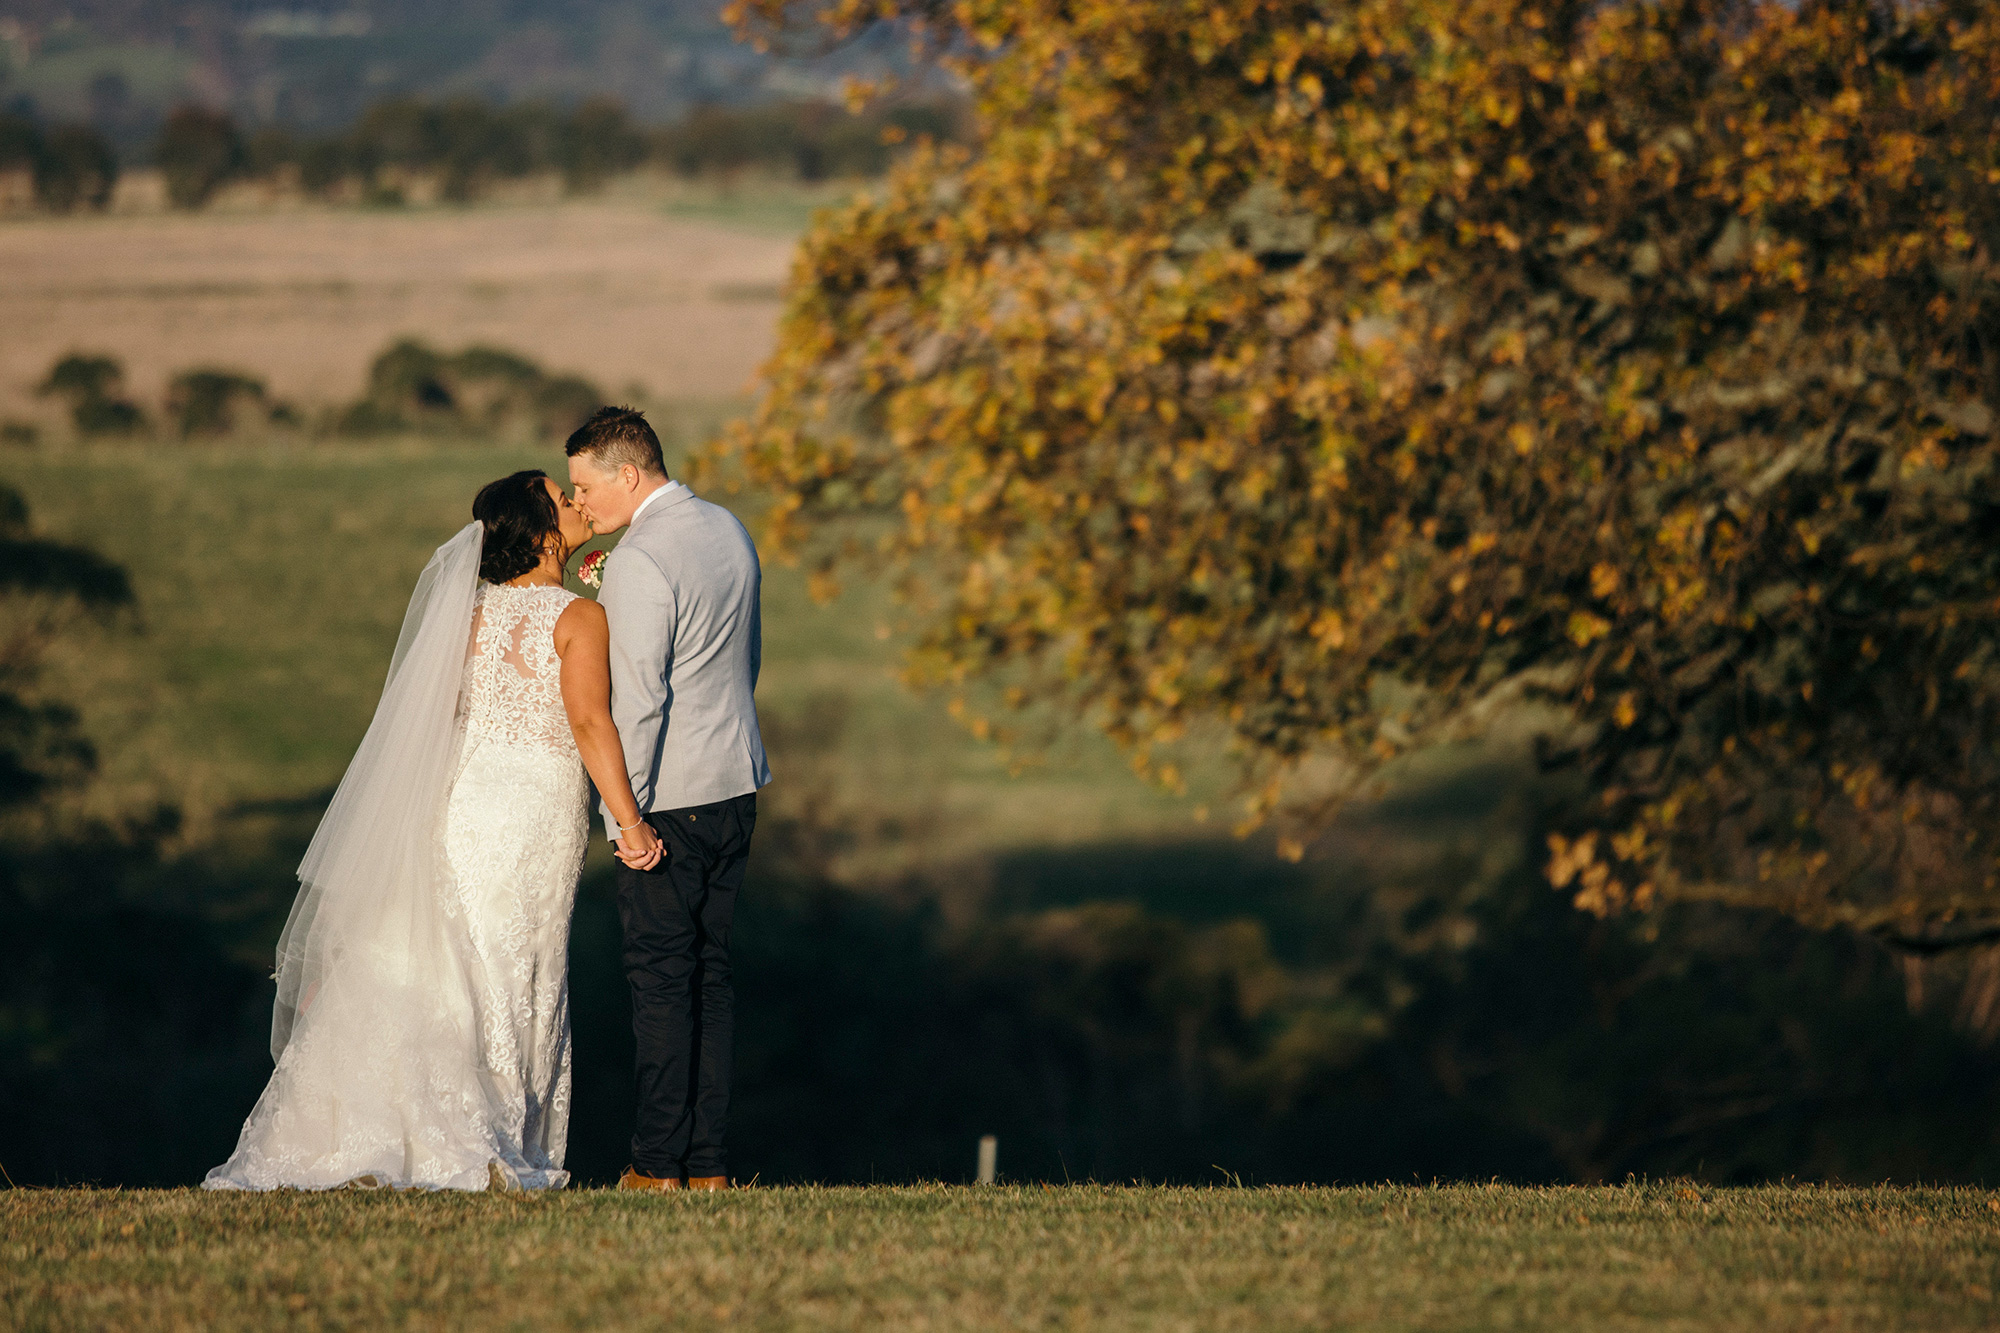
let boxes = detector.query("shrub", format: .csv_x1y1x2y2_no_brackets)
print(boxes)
557,97,648,194
36,355,145,437
35,355,122,402
531,374,607,438
166,369,269,438
155,106,246,210
347,338,456,429
339,339,604,440
244,126,299,179
32,125,116,212
0,114,40,174
71,397,146,437
296,138,349,197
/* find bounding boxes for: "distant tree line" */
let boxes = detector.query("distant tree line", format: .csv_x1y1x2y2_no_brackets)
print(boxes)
22,340,603,443
0,95,964,212
0,113,118,212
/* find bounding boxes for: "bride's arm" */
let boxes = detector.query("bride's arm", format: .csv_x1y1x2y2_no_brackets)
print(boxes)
554,598,662,869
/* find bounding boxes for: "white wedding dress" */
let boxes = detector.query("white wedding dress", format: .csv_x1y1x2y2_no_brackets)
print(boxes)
206,526,590,1192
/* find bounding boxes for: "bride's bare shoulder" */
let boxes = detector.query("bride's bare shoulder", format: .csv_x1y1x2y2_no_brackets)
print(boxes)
553,593,607,653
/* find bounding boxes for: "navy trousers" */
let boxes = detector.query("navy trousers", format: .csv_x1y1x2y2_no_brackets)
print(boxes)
616,791,756,1179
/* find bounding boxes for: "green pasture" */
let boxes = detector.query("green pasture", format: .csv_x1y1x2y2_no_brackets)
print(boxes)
7,1184,1998,1331
2,425,1201,868
651,174,868,236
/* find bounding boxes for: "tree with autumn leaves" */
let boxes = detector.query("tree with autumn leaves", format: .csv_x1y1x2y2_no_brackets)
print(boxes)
713,0,2000,952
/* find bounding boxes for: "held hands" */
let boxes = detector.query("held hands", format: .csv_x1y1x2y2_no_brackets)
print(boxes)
614,817,663,871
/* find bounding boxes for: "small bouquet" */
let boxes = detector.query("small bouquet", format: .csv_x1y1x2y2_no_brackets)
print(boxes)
577,550,608,589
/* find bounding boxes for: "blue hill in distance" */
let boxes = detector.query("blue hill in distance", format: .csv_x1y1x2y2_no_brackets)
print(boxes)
0,1,914,147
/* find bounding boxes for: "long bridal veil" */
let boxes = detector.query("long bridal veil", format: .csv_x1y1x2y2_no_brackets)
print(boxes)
207,522,515,1190
271,521,483,1060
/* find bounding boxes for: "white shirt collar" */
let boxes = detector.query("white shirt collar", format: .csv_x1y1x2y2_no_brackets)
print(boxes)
629,478,687,527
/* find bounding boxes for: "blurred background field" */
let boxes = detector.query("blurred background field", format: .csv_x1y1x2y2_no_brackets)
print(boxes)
0,428,1202,861
0,194,810,424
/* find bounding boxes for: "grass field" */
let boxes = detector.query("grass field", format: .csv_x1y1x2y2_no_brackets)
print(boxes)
0,181,1219,876
6,1184,1998,1330
2,433,1204,872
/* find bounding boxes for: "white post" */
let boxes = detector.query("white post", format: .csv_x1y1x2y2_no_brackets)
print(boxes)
976,1135,997,1185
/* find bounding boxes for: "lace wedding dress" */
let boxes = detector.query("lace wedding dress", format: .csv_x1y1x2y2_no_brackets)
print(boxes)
206,544,591,1192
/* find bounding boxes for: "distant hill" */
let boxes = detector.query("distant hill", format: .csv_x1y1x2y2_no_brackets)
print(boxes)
0,1,902,149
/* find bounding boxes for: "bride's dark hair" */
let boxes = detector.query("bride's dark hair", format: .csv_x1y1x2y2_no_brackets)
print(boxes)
473,470,562,584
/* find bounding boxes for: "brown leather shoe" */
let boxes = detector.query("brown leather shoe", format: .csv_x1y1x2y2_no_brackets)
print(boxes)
687,1175,730,1191
618,1166,683,1190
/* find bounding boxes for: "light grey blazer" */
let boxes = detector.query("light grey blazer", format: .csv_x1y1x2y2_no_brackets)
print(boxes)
597,483,770,834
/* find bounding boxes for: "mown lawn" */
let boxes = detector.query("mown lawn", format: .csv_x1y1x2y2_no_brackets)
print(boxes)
5,1184,1997,1331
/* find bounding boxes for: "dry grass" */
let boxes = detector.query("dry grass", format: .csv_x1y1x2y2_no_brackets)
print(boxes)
0,192,816,420
5,1183,1999,1331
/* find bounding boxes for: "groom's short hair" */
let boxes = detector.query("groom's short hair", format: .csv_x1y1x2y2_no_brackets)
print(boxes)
565,406,667,479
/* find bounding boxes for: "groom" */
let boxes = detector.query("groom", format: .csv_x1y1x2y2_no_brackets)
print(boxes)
565,406,770,1192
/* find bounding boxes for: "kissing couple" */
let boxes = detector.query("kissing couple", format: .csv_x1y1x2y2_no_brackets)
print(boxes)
206,407,768,1192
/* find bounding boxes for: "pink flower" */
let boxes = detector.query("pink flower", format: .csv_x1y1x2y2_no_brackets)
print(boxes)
578,550,608,589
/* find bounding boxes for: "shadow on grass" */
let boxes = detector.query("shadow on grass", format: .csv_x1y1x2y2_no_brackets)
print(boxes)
7,782,2000,1190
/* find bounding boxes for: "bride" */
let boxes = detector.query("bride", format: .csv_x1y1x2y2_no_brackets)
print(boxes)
205,471,661,1191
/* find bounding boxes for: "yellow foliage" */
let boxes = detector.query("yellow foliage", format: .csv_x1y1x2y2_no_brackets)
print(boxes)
720,0,2000,946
